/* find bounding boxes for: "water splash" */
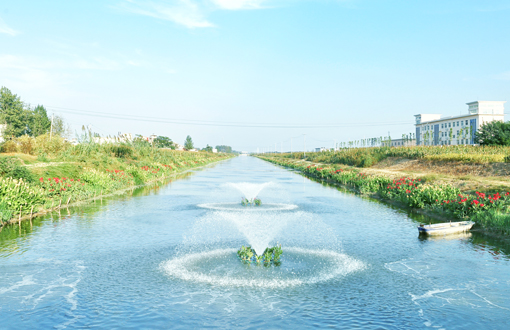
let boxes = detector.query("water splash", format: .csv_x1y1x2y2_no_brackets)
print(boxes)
197,202,298,212
225,182,274,200
216,211,291,255
161,247,365,288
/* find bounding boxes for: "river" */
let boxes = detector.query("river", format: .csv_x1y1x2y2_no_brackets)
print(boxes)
1,156,509,329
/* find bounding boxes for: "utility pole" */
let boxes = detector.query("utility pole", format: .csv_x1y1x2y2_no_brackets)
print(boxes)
291,138,292,156
49,114,54,140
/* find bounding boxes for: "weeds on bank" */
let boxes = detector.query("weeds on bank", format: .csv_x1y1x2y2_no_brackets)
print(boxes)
0,135,233,225
279,145,510,167
260,156,510,234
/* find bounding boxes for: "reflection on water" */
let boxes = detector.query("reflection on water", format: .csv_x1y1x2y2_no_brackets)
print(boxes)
0,172,193,258
1,157,510,329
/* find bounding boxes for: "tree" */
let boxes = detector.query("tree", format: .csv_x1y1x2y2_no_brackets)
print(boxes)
215,145,232,153
0,86,26,137
154,136,174,149
29,105,51,136
475,121,510,146
52,114,72,138
203,144,213,152
184,135,194,150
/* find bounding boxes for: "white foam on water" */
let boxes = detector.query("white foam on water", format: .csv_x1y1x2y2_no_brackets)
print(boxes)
197,203,298,212
225,182,275,200
0,275,37,294
161,247,365,288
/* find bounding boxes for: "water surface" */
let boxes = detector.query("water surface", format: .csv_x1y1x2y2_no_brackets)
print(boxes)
1,157,510,329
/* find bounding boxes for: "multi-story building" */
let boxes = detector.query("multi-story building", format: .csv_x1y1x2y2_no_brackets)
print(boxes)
389,138,416,147
415,101,506,146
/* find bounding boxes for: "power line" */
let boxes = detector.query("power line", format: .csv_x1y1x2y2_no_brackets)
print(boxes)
46,105,414,129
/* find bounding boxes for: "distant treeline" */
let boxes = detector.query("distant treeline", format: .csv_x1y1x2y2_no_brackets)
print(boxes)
0,86,70,139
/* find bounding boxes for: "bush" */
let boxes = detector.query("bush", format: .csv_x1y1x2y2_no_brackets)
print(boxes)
35,133,69,155
0,157,35,182
1,140,18,153
18,135,35,154
109,144,134,158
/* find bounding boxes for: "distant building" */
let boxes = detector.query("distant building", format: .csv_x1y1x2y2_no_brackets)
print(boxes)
315,147,326,152
212,148,218,153
119,133,133,142
174,143,185,151
388,139,416,147
415,101,506,146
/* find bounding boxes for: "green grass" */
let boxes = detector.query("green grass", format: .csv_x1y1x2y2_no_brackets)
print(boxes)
260,155,510,235
0,135,234,226
279,145,510,167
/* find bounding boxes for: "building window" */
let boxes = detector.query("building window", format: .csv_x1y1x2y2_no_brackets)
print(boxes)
457,121,459,126
466,120,468,125
448,123,451,127
441,124,443,128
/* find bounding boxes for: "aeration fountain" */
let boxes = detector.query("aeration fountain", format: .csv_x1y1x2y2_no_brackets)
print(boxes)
162,182,365,288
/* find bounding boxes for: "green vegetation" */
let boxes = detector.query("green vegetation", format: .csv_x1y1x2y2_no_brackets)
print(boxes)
0,87,58,138
154,136,175,149
184,135,194,150
279,145,510,167
216,145,233,153
259,155,510,235
0,134,234,225
475,121,510,146
241,198,262,206
237,244,282,265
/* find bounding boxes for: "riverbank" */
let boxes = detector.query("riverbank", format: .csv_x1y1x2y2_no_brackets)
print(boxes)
0,141,235,227
257,155,510,235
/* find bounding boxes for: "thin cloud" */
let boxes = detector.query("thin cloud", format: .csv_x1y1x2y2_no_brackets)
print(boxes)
493,71,510,81
211,0,267,10
0,17,20,36
118,0,214,28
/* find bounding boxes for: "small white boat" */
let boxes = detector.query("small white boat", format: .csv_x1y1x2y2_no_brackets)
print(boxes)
418,221,475,236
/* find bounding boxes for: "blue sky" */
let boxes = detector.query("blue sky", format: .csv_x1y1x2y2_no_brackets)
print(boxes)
1,0,509,151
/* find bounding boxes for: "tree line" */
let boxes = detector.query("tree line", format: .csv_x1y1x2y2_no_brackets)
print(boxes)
475,121,510,146
0,86,69,139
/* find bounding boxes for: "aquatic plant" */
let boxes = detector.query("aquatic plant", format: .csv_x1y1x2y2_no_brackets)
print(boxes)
240,198,262,206
237,244,282,266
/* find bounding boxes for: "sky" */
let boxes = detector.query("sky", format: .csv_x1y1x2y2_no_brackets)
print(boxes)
1,0,509,152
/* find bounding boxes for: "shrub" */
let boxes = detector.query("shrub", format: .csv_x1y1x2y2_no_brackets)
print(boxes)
18,135,35,154
1,140,18,153
34,133,69,155
109,144,134,158
0,157,35,182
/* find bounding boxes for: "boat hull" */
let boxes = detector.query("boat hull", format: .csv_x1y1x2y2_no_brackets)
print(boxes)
418,221,474,236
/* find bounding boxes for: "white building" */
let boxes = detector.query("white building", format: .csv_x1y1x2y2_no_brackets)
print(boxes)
415,101,506,146
388,138,416,147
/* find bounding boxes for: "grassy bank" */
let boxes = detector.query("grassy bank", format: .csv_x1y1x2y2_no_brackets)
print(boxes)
0,135,235,226
282,145,510,167
258,155,510,235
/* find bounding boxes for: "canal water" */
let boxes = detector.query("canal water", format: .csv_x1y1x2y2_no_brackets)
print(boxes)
1,156,510,329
